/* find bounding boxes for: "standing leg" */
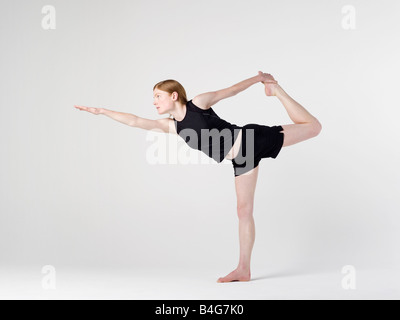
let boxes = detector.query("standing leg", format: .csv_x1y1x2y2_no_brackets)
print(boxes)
263,77,322,147
217,165,259,283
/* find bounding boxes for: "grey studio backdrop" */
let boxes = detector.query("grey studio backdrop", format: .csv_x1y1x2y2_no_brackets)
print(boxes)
1,0,399,291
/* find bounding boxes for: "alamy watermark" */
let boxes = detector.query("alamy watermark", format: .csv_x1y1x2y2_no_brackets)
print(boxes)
145,127,255,173
341,265,356,290
342,5,356,30
42,5,56,30
41,265,56,290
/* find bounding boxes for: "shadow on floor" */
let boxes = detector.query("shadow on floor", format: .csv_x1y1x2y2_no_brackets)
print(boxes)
252,267,332,281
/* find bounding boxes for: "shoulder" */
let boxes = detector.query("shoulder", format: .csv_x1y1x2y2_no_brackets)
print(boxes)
191,96,212,110
158,117,178,135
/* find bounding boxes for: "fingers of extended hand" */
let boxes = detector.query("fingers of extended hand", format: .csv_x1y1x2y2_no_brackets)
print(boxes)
74,105,88,111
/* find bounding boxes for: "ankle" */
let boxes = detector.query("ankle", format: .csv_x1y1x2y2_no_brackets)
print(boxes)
275,84,285,98
237,264,251,274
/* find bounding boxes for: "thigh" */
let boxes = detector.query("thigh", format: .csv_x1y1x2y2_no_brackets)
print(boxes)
235,165,259,209
280,123,319,147
224,129,242,160
231,124,261,177
232,123,282,177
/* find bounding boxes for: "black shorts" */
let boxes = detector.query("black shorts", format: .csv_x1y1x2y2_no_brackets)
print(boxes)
231,124,284,177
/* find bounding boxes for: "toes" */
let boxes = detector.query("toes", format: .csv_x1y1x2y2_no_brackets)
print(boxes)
263,80,277,84
217,276,229,283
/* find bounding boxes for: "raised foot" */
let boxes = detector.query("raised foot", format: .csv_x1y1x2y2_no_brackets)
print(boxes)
217,268,251,283
263,81,279,96
259,72,278,96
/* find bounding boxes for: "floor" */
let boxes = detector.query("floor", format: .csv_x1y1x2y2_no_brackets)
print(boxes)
1,265,399,300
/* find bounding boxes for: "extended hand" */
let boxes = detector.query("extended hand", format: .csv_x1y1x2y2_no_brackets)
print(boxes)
74,105,103,115
258,71,278,84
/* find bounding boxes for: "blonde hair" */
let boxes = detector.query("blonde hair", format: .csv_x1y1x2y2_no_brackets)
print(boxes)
153,80,188,119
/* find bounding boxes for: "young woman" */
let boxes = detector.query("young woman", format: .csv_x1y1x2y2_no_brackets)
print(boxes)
74,71,322,283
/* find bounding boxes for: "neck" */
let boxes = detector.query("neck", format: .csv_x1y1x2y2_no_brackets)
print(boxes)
170,102,186,121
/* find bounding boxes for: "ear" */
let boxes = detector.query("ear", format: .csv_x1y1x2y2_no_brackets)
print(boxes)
172,91,178,101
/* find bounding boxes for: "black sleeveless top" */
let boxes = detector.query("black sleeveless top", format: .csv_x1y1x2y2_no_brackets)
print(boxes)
174,100,242,163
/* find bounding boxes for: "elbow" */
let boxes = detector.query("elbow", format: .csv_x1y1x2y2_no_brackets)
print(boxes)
230,86,239,96
130,115,138,127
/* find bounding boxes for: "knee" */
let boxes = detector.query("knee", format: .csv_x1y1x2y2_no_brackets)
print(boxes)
311,119,322,137
237,204,253,220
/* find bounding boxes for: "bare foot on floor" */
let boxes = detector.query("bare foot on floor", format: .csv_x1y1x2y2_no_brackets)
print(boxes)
217,268,251,283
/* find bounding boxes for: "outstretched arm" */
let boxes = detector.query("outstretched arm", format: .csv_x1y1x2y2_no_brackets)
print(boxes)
74,105,137,126
74,105,174,134
230,73,263,95
193,71,277,109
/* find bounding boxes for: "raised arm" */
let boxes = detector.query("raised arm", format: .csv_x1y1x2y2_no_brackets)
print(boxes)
74,105,176,134
192,71,277,109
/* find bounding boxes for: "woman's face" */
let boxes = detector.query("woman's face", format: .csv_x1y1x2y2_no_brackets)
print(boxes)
153,89,172,115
